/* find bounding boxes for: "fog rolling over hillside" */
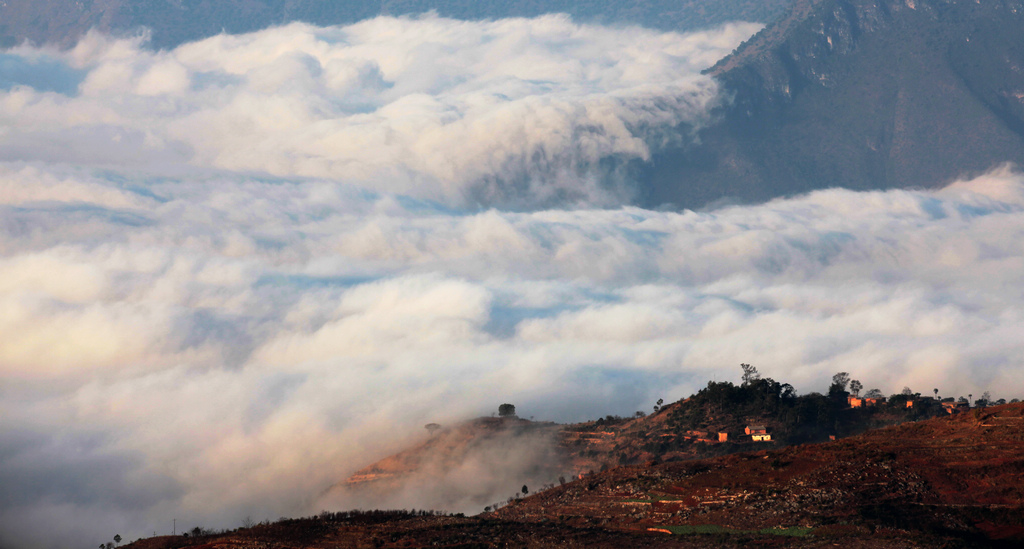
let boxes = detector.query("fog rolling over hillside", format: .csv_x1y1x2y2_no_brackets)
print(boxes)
5,0,1024,208
0,17,761,209
0,0,791,49
3,6,1024,549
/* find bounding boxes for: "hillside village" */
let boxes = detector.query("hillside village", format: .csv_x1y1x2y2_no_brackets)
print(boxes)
338,364,1017,514
120,399,1024,548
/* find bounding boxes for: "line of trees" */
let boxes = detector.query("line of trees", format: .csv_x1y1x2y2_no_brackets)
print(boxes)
666,364,972,444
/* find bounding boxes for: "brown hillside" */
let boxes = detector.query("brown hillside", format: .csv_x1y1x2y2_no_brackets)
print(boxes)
492,402,1024,543
336,387,945,508
332,402,717,502
123,403,1024,548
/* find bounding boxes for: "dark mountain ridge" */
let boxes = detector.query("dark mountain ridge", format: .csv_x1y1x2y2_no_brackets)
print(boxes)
643,0,1024,208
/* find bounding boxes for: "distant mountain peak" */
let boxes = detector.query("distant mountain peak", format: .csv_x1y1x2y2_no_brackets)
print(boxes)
706,0,826,78
641,0,1024,209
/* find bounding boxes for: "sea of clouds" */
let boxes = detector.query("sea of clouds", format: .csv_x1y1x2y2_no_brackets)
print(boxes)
2,14,1024,549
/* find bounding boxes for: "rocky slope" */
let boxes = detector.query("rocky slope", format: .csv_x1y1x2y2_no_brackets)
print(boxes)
492,402,1024,541
643,0,1024,208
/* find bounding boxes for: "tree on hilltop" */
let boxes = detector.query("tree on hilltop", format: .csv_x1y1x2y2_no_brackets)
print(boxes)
498,404,516,417
740,363,760,386
829,372,850,398
849,380,862,398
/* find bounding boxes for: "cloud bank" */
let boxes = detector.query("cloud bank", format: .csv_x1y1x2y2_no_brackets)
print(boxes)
3,14,1024,549
0,15,760,209
4,159,1024,547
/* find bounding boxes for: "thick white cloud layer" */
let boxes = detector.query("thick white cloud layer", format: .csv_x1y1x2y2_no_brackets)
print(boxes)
0,16,759,209
2,14,1024,549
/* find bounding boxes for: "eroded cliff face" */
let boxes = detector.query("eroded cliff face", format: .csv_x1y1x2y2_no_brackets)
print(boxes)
642,0,1024,209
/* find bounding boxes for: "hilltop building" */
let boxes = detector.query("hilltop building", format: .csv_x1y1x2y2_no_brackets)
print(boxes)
848,396,884,408
942,401,971,414
745,425,771,441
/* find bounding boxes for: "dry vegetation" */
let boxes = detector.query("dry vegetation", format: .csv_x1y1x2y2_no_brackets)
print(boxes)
124,403,1024,548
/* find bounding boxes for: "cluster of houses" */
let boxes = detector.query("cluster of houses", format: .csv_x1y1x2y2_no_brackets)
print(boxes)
847,394,973,414
744,425,771,441
672,391,989,452
685,392,984,449
684,426,773,444
847,394,918,408
847,395,886,408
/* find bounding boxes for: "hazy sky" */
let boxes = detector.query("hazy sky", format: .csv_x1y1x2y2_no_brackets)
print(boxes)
2,14,1023,549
